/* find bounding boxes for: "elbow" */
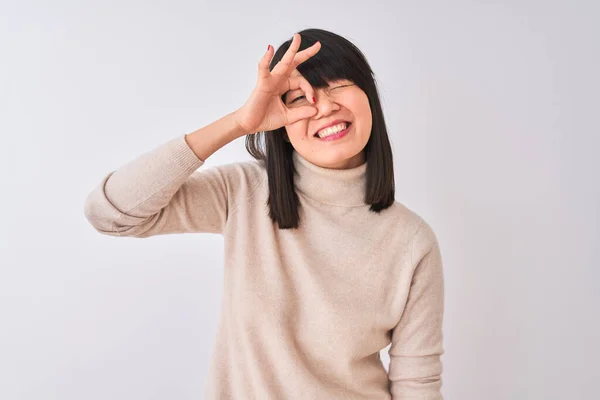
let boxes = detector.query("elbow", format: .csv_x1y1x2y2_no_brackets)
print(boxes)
83,173,156,237
83,192,158,238
83,173,125,236
83,191,120,236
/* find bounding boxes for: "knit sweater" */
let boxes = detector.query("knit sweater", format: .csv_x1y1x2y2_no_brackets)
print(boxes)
84,134,445,399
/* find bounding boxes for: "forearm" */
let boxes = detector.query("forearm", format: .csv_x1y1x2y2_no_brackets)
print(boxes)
184,110,247,161
84,110,246,236
83,134,202,234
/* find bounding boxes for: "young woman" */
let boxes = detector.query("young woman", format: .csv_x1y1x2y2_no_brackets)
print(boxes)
84,28,445,399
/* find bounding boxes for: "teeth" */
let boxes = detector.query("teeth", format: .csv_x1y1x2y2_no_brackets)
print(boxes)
317,122,348,138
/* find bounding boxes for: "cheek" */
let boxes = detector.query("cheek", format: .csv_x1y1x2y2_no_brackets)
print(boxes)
285,120,310,140
350,97,372,139
345,90,370,114
359,94,372,116
350,97,372,126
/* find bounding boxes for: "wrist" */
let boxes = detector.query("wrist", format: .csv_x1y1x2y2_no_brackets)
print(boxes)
231,108,251,138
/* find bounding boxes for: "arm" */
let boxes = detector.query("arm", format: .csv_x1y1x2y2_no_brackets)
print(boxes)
388,219,445,399
83,111,253,237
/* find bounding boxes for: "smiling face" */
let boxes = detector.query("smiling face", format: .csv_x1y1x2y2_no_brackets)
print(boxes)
283,78,372,169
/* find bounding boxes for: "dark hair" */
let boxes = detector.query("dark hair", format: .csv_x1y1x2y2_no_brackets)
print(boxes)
245,28,395,229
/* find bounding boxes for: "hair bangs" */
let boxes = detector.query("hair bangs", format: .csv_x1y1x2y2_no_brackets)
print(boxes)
272,30,370,96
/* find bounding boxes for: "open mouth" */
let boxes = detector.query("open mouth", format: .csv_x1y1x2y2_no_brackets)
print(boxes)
314,122,352,139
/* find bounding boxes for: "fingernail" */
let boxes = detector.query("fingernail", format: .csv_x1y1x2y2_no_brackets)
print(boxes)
312,96,316,103
267,44,271,51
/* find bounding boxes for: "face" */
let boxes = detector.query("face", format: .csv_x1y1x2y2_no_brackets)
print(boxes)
283,78,372,169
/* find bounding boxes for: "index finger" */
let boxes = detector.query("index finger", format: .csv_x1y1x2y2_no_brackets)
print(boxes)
272,33,321,76
270,33,301,76
292,40,321,68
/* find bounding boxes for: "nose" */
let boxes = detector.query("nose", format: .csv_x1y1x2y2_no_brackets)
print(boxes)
312,89,340,118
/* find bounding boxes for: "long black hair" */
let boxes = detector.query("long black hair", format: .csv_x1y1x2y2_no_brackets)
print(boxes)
245,28,395,229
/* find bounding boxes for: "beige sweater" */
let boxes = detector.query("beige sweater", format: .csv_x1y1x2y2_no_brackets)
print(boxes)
84,134,445,399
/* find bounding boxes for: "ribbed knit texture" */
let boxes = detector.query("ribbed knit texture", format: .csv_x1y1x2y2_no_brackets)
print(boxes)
84,134,445,399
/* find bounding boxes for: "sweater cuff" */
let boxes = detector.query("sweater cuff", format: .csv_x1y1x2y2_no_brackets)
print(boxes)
168,134,205,172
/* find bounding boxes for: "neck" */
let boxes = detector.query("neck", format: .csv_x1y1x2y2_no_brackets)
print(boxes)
319,151,366,169
292,151,368,207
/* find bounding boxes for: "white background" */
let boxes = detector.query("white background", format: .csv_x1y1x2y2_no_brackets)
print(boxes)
1,1,598,399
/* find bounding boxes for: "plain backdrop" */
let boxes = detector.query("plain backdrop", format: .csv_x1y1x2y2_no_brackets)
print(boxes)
1,1,598,399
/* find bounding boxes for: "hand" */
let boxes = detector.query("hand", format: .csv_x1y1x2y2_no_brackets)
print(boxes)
234,33,321,135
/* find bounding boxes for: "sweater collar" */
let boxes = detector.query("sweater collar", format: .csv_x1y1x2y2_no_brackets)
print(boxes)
292,150,368,207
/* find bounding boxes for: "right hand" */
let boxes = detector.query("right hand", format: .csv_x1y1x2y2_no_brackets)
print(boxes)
234,33,322,135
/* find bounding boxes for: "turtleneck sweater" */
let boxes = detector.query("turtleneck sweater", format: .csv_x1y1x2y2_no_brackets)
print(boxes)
84,134,445,399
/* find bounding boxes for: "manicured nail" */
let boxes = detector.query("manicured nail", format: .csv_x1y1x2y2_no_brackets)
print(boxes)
312,96,316,103
267,45,271,51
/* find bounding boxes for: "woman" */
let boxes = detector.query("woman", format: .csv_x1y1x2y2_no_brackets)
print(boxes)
84,28,445,399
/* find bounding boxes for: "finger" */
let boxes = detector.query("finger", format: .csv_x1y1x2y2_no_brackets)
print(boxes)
285,40,321,73
258,44,274,79
292,40,321,68
271,33,301,76
287,74,316,104
286,105,318,125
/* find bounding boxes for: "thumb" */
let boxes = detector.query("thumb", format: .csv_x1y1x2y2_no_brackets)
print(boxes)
286,106,317,125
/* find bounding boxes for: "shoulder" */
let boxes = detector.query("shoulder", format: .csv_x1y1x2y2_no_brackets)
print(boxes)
385,200,440,254
203,159,266,188
190,159,267,204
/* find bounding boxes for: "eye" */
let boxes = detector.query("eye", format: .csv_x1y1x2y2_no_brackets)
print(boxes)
290,95,305,103
331,83,353,91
